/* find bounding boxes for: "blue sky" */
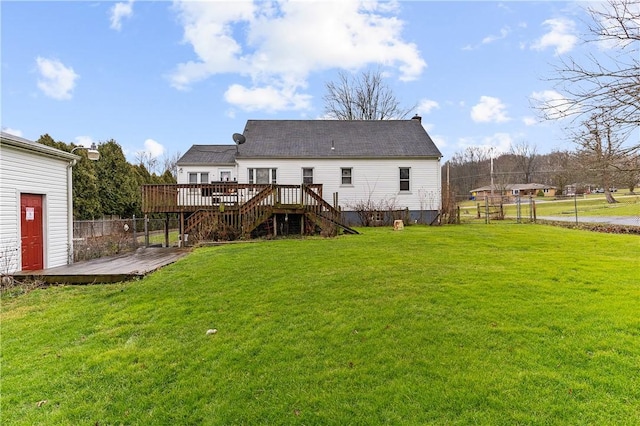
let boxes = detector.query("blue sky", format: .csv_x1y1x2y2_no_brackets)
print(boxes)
1,1,607,164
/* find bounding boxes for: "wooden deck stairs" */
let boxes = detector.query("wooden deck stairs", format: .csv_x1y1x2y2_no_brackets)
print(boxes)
142,183,358,243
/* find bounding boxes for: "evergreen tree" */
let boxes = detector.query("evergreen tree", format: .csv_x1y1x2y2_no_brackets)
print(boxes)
95,140,139,217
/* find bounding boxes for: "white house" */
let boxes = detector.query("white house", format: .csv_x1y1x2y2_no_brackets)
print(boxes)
177,117,442,225
0,132,79,273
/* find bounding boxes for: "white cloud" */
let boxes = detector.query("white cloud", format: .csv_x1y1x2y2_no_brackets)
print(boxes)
530,90,571,120
143,139,165,158
75,136,95,147
224,84,312,112
458,132,514,155
110,0,134,31
417,99,440,115
1,127,23,137
470,96,510,123
523,116,538,126
531,18,577,56
169,0,425,112
482,26,510,45
36,57,79,100
463,25,513,51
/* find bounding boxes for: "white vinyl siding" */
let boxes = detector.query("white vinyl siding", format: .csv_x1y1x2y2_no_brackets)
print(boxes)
238,158,441,212
177,165,237,184
0,143,72,272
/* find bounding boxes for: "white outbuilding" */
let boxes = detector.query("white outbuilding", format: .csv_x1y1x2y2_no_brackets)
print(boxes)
0,132,79,273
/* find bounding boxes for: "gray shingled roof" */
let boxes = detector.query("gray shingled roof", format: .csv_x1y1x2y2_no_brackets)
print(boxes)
238,119,442,159
177,145,237,165
177,119,442,164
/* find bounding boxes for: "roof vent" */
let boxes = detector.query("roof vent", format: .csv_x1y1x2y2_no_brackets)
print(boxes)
412,114,422,123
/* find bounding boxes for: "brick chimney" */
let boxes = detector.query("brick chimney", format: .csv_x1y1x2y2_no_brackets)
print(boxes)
412,114,422,123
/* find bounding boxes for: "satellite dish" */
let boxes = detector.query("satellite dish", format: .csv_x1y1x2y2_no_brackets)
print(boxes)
232,133,246,144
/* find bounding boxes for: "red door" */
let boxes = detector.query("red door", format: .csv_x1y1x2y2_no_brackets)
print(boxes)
21,194,44,271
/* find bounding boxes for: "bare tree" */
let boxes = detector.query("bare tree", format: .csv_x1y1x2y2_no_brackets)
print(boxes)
543,150,577,195
135,150,158,175
323,69,415,120
510,141,538,183
620,153,640,193
572,112,636,203
161,151,182,181
448,146,492,196
537,0,640,135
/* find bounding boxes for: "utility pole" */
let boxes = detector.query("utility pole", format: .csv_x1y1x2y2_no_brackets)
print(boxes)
490,148,495,199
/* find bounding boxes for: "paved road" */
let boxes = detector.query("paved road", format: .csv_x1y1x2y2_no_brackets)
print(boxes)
538,216,640,227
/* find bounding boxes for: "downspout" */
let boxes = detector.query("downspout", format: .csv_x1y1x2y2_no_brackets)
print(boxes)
67,159,77,265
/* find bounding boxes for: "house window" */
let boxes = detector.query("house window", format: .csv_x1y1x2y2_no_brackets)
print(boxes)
249,168,277,184
188,172,209,184
399,168,410,191
341,168,352,185
302,168,314,184
220,171,231,182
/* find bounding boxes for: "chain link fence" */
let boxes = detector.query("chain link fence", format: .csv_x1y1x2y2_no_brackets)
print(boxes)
449,192,640,232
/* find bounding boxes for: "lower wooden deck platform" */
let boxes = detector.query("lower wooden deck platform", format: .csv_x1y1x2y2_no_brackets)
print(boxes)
14,247,191,284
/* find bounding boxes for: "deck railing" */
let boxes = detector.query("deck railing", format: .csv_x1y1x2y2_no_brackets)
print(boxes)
141,183,324,213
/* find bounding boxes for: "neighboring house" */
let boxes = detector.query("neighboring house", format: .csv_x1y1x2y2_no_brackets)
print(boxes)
176,117,443,225
0,132,79,273
470,183,557,200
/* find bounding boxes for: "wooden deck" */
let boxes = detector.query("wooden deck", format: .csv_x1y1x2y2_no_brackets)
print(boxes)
141,183,358,241
14,247,191,284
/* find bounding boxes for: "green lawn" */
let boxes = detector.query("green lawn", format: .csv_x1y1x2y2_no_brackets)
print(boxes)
2,225,639,424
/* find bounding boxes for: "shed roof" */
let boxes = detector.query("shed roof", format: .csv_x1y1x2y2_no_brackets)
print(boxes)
237,119,442,159
0,131,78,161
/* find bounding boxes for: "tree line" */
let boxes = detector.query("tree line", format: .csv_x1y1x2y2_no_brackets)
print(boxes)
38,134,177,220
444,142,639,201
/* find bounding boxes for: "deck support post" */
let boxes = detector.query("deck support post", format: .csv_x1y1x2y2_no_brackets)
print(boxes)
132,215,137,248
273,215,277,237
164,213,169,247
144,214,149,247
180,211,185,247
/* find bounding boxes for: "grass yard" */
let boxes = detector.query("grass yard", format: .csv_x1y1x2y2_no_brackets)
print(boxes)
2,224,639,424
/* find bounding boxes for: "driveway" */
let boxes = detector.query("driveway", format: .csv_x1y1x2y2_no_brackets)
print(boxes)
538,216,640,227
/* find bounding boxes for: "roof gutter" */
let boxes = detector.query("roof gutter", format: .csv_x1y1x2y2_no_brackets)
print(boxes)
1,134,80,162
